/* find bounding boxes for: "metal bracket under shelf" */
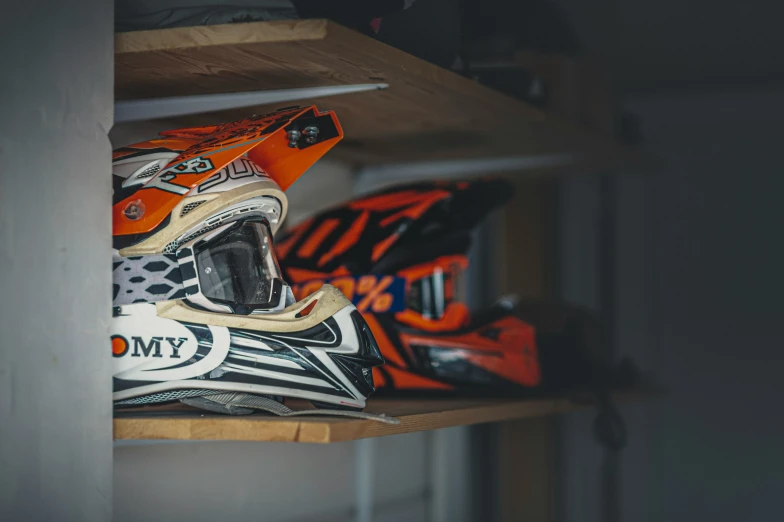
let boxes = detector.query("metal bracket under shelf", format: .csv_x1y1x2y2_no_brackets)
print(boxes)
354,153,574,193
115,83,389,123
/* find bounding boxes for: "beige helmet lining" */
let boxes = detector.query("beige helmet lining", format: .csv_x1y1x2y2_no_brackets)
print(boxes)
156,284,353,333
119,180,288,256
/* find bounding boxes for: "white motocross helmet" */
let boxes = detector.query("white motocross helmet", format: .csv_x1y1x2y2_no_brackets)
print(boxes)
111,107,383,414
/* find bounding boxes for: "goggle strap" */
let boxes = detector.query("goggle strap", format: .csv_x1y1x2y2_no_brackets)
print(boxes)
112,253,187,306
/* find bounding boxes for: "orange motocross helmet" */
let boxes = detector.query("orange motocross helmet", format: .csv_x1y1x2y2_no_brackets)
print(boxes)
276,179,543,393
111,106,386,415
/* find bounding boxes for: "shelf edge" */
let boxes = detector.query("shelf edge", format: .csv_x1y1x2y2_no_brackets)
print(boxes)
115,19,329,53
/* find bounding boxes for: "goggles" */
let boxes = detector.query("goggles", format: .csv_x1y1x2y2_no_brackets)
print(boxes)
113,216,291,314
406,266,464,320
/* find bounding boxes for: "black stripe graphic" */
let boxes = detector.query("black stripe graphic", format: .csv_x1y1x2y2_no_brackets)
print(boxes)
213,371,352,398
225,357,321,378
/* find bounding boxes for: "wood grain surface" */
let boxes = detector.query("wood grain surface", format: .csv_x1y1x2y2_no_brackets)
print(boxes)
114,397,592,444
115,20,639,167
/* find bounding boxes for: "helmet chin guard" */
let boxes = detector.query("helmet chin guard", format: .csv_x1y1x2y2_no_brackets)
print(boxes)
111,108,386,414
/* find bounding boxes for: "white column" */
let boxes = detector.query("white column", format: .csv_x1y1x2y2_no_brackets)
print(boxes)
0,2,114,521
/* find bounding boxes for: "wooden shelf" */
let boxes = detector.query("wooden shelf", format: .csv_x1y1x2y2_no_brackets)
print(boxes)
115,19,642,170
114,396,605,444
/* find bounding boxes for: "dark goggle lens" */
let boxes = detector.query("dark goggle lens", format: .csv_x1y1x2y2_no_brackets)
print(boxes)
195,221,281,306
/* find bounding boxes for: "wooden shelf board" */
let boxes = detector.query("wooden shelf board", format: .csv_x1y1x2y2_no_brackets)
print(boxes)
114,396,602,444
115,20,643,170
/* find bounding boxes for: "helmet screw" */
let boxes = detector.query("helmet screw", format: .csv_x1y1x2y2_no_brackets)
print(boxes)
122,200,145,221
286,129,301,148
303,126,319,144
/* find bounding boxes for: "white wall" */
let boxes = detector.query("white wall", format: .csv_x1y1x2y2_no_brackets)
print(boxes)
0,2,114,521
115,431,430,522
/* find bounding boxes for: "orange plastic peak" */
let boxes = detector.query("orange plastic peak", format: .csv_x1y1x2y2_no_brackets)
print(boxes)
246,108,344,192
159,125,221,138
113,106,343,237
112,137,198,160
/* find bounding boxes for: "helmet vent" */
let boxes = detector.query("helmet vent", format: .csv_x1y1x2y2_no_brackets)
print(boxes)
135,163,161,180
180,200,207,217
114,389,215,406
164,198,282,254
164,221,224,253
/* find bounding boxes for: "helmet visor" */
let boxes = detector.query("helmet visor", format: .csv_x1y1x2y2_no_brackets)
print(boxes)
195,220,283,307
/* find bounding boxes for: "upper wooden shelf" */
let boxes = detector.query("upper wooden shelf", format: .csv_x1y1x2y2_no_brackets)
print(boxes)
114,396,603,444
115,19,642,170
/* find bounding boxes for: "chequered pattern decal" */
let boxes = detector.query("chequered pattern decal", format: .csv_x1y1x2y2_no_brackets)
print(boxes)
180,199,207,217
114,388,213,406
113,254,186,305
135,163,161,180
